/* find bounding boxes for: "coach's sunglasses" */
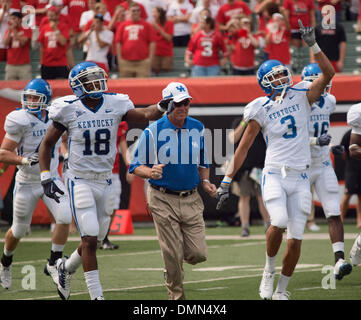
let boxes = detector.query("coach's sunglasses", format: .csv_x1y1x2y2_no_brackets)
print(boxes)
174,99,190,107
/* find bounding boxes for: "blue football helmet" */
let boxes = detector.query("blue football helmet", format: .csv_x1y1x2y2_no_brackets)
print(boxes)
257,60,293,94
21,78,52,113
301,62,331,95
69,61,107,99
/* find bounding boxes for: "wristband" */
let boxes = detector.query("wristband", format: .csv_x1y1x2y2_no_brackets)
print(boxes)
349,144,359,151
40,170,51,181
240,121,247,128
64,152,69,159
221,176,232,184
201,179,210,184
21,157,29,165
157,103,167,113
310,43,321,54
0,168,4,174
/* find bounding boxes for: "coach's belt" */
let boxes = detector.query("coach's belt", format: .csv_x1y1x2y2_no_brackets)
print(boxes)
150,184,196,197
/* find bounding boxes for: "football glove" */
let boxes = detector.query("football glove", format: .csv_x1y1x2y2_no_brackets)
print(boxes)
331,145,345,155
22,154,39,166
298,19,316,47
317,133,332,146
157,98,172,113
216,181,230,210
41,179,64,203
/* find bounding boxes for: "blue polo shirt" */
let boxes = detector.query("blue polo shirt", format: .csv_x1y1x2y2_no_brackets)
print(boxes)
129,115,210,191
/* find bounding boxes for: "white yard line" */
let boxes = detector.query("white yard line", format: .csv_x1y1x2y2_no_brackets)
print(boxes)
20,267,322,300
2,233,359,242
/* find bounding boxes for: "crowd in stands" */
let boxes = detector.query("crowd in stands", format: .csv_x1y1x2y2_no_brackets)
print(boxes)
0,0,360,79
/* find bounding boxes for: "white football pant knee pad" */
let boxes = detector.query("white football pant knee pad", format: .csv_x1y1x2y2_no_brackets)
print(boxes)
11,223,29,239
13,194,30,218
97,215,111,241
263,181,287,228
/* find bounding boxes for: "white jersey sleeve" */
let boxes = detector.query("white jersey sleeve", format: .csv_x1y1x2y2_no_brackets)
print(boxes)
327,94,336,114
243,97,267,127
48,95,78,129
347,103,361,135
4,110,29,143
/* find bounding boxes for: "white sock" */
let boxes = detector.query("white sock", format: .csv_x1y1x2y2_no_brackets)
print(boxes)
51,243,65,253
275,273,291,293
84,269,103,300
264,253,277,273
4,248,14,257
332,242,344,255
65,249,82,273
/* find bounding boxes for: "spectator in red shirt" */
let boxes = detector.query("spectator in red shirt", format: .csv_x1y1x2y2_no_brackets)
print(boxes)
63,0,88,39
227,16,259,75
283,0,316,48
38,6,70,79
216,0,252,33
151,6,174,75
185,16,228,76
26,0,49,28
121,0,148,21
3,11,32,80
265,12,291,67
102,0,121,17
115,2,155,77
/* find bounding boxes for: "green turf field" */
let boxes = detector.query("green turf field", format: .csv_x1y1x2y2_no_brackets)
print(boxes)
0,223,360,300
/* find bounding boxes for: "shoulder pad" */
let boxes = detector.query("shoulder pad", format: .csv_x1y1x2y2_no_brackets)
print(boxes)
243,97,267,123
347,103,361,129
4,109,30,135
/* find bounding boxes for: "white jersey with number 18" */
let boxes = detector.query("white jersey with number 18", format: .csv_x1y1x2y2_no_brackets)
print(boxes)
48,93,134,175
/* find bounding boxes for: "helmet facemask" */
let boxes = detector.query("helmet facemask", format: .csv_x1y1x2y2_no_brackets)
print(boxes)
21,90,49,113
71,66,108,99
261,65,293,93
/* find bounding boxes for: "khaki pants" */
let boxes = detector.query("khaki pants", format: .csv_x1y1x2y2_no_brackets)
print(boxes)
119,58,151,78
147,186,207,300
5,64,32,80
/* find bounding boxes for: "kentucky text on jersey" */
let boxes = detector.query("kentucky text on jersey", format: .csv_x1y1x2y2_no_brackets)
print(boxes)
33,128,47,137
77,118,115,129
268,103,301,120
310,114,330,122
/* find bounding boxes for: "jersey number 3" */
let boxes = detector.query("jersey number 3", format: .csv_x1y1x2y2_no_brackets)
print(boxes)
281,115,297,139
83,129,110,155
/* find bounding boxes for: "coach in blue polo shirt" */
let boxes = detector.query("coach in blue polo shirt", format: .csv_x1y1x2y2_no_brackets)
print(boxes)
129,82,217,300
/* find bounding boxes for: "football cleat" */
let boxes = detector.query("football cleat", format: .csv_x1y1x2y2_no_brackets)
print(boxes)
56,258,72,300
94,296,105,300
241,227,250,237
334,258,352,280
350,233,361,266
259,270,275,300
44,261,59,286
272,291,290,300
0,263,12,289
99,239,119,250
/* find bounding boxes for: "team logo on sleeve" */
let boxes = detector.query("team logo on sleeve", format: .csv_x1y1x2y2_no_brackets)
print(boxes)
75,110,86,118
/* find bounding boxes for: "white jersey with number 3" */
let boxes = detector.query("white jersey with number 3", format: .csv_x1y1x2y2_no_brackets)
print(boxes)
244,81,312,169
48,93,134,174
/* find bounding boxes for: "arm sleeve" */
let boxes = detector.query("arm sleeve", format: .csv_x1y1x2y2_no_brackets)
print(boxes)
4,111,25,144
347,104,361,135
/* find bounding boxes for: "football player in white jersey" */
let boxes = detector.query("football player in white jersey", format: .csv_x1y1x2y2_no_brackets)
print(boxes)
0,79,72,290
216,20,335,300
346,101,361,266
38,61,167,300
302,63,352,280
